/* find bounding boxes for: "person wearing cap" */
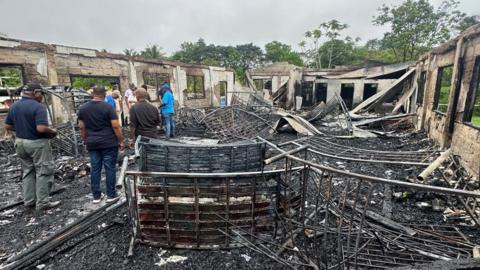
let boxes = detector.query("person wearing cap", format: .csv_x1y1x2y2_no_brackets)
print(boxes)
78,85,125,203
4,83,60,211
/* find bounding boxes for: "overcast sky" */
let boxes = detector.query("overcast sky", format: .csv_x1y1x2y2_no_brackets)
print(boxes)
1,0,479,55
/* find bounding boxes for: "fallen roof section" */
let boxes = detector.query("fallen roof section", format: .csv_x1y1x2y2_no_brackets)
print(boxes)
350,68,416,114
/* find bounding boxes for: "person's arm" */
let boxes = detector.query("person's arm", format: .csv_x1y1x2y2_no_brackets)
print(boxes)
35,106,57,138
78,110,87,152
128,107,137,148
36,125,57,138
109,107,124,150
5,111,15,134
112,119,124,150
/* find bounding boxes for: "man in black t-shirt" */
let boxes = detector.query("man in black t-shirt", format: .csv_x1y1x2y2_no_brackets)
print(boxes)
129,88,160,147
78,86,124,203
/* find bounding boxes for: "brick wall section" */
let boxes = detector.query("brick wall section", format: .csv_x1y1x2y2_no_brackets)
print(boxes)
415,24,480,177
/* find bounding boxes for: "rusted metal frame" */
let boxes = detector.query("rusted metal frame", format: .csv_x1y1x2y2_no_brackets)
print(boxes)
307,145,430,166
328,238,372,270
300,148,309,224
298,142,430,166
162,177,171,246
250,175,256,241
310,136,434,156
214,212,297,253
257,136,480,198
125,167,303,178
412,227,474,249
336,179,352,269
354,183,374,268
306,142,429,163
264,145,308,165
322,174,334,268
345,180,362,270
366,222,471,260
187,147,191,173
217,229,301,269
246,146,249,171
229,147,234,171
194,177,200,248
291,138,430,162
276,137,310,147
225,178,230,247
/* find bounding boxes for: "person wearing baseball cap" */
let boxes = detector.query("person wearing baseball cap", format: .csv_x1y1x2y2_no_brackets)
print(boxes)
4,83,60,211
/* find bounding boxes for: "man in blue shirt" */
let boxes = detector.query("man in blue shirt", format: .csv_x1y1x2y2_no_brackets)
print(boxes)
105,91,116,109
160,86,175,137
4,83,60,211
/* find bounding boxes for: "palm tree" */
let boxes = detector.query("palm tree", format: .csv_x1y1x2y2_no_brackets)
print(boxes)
123,48,140,57
141,44,164,59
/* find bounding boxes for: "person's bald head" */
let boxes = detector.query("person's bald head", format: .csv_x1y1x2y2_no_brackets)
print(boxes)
92,85,106,98
135,88,148,101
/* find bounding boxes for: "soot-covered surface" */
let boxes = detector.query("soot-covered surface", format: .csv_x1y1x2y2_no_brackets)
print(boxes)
1,131,479,270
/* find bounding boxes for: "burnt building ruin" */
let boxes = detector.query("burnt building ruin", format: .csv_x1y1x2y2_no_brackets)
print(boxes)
0,25,480,270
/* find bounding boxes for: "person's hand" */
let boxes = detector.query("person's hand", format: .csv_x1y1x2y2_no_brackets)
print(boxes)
119,142,125,151
48,129,58,138
128,141,135,149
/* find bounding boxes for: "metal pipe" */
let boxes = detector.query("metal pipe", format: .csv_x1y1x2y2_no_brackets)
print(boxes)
125,167,304,178
257,136,480,198
294,142,430,166
417,149,452,180
264,145,308,165
116,156,129,189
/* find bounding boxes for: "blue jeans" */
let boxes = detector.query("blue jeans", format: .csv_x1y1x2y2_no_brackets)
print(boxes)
89,147,118,199
162,112,176,137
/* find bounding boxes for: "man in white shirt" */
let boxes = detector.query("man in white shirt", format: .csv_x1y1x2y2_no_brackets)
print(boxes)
124,83,137,125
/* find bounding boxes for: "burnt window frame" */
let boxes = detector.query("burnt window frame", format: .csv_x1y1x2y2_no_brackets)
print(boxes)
217,81,227,97
417,71,427,105
433,65,454,115
363,83,378,101
0,64,25,90
253,78,272,92
186,74,205,99
463,56,480,128
143,72,170,90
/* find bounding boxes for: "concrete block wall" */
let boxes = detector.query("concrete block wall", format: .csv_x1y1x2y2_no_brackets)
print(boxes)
0,37,235,112
415,25,480,177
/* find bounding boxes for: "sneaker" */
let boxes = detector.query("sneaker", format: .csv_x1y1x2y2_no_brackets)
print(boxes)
93,194,105,204
106,196,119,203
37,201,61,211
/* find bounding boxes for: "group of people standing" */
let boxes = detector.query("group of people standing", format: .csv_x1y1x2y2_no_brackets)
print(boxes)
5,82,176,209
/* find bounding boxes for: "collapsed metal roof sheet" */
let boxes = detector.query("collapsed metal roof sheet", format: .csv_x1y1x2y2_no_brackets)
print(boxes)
323,62,414,79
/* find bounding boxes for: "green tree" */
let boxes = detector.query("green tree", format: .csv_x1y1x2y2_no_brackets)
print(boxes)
373,0,468,62
456,15,480,32
171,39,264,84
299,28,322,68
140,44,164,59
300,20,359,68
0,67,22,88
264,41,303,66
